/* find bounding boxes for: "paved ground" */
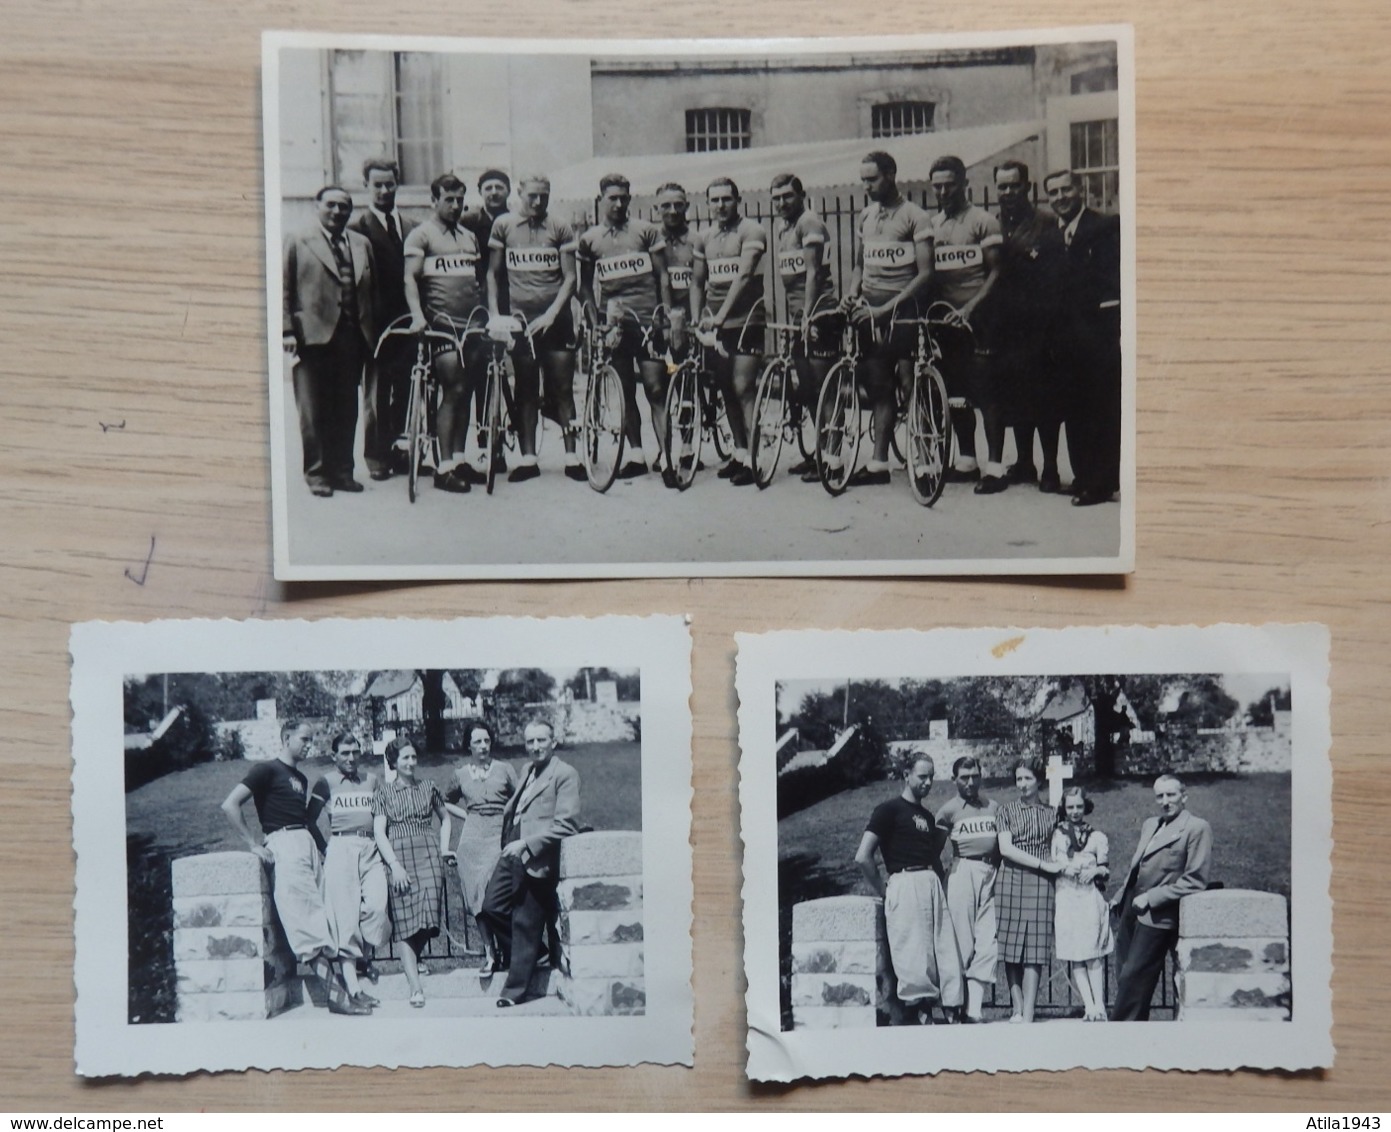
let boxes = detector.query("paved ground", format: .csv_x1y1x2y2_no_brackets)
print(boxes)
277,379,1123,576
274,968,570,1021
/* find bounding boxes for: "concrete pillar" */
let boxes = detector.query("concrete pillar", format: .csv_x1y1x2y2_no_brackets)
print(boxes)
789,896,897,1028
170,851,301,1022
556,831,645,1016
1175,889,1291,1021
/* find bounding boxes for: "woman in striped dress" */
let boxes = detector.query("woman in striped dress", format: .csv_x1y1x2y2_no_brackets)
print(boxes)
372,738,453,1008
996,759,1064,1022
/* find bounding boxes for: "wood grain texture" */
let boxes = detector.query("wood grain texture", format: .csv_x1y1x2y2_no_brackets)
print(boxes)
2,0,1388,1109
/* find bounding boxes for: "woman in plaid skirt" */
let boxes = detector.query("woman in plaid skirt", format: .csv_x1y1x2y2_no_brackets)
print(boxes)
372,738,454,1008
996,759,1064,1023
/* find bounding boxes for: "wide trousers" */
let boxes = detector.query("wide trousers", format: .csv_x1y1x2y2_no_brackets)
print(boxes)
264,828,334,963
293,320,365,487
478,854,558,1002
1110,896,1175,1020
321,834,390,961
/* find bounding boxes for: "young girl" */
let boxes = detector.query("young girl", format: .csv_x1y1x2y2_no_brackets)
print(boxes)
1051,785,1115,1021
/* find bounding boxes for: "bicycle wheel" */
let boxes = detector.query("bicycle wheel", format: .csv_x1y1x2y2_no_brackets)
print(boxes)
750,357,789,488
663,361,702,491
484,357,505,496
582,363,625,492
906,363,951,508
705,374,735,462
795,391,816,462
404,371,426,504
815,359,861,497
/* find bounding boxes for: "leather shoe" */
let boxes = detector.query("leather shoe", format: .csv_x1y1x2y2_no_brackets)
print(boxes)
1038,470,1062,494
309,482,334,498
508,463,541,483
728,464,756,486
974,474,1008,495
327,996,372,1016
564,464,587,482
715,460,742,480
800,463,823,483
661,468,679,489
368,467,392,482
496,996,518,1009
456,463,486,485
334,477,365,493
944,465,980,483
1005,462,1037,485
616,461,649,479
848,466,890,487
1072,489,1113,507
786,456,816,477
351,990,379,1008
434,468,471,493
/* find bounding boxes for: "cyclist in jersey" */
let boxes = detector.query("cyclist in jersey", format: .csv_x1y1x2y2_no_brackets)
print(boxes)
691,177,767,487
655,183,695,487
577,174,675,480
403,173,488,494
927,155,1005,493
842,150,935,487
770,172,838,480
487,175,583,482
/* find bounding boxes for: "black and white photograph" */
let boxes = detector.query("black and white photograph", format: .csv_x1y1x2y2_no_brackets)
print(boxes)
737,624,1332,1079
71,615,693,1076
264,26,1135,580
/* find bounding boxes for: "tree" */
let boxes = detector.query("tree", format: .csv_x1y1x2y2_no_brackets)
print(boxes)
1167,675,1239,730
419,670,448,751
1246,685,1292,728
565,667,640,701
496,668,557,704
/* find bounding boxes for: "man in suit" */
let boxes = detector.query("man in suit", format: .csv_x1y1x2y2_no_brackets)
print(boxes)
479,718,581,1006
348,158,416,481
283,185,377,497
1109,774,1212,1020
1045,169,1122,507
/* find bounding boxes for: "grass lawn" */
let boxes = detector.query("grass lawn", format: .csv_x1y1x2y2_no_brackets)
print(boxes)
125,741,640,1023
777,773,1291,1027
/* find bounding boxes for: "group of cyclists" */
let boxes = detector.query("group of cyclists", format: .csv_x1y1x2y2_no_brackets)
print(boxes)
293,145,1120,506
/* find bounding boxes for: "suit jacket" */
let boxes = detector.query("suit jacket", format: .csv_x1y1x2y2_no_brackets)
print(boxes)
348,209,416,323
1114,809,1212,930
282,225,377,349
500,755,581,880
1059,207,1121,325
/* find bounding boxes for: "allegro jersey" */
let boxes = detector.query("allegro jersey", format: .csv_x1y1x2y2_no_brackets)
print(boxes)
775,209,835,317
311,769,378,835
929,204,1003,308
488,212,576,320
664,227,695,306
577,219,666,321
404,217,484,323
858,197,934,306
934,795,1001,860
695,217,766,328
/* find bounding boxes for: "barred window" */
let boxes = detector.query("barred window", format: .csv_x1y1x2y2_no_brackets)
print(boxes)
329,50,446,187
685,107,751,153
871,101,935,138
1070,118,1120,213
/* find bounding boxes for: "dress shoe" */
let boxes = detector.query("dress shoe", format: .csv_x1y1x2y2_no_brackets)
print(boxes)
456,463,486,485
358,961,380,985
496,996,518,1009
368,467,392,482
661,468,679,489
616,461,649,479
728,464,756,486
1072,489,1113,507
1038,470,1062,494
308,481,334,498
786,456,816,477
333,477,365,493
848,466,891,487
434,468,472,493
327,996,372,1016
351,990,379,1008
508,463,541,483
715,460,741,480
800,463,823,483
944,465,980,483
564,463,587,482
974,474,1009,495
1005,462,1037,485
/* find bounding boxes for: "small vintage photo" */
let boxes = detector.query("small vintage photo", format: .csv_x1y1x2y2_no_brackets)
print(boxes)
263,26,1134,580
737,624,1332,1079
71,616,693,1076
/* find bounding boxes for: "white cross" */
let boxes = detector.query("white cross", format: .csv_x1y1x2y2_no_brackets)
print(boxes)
1046,754,1074,808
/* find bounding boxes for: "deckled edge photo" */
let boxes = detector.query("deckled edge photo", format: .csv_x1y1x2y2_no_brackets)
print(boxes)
71,615,693,1076
736,623,1332,1080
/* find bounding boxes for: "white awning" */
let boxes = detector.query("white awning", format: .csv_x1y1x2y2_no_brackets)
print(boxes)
547,119,1044,203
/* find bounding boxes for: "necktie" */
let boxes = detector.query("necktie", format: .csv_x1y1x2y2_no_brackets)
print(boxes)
330,235,359,328
384,212,399,246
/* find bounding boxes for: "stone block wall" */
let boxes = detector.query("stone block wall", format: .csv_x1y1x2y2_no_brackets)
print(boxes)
556,831,645,1016
1175,889,1291,1021
170,851,301,1022
1118,728,1291,776
789,895,898,1028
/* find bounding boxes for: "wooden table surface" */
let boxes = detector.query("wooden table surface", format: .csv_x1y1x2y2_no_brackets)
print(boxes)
3,0,1388,1111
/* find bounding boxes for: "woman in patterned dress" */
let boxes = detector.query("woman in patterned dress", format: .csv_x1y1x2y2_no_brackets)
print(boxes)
1050,785,1114,1021
996,759,1064,1022
443,720,518,974
372,738,453,1008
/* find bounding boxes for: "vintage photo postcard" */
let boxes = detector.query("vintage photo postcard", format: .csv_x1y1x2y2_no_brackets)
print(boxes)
737,624,1333,1080
263,26,1135,580
71,615,693,1077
